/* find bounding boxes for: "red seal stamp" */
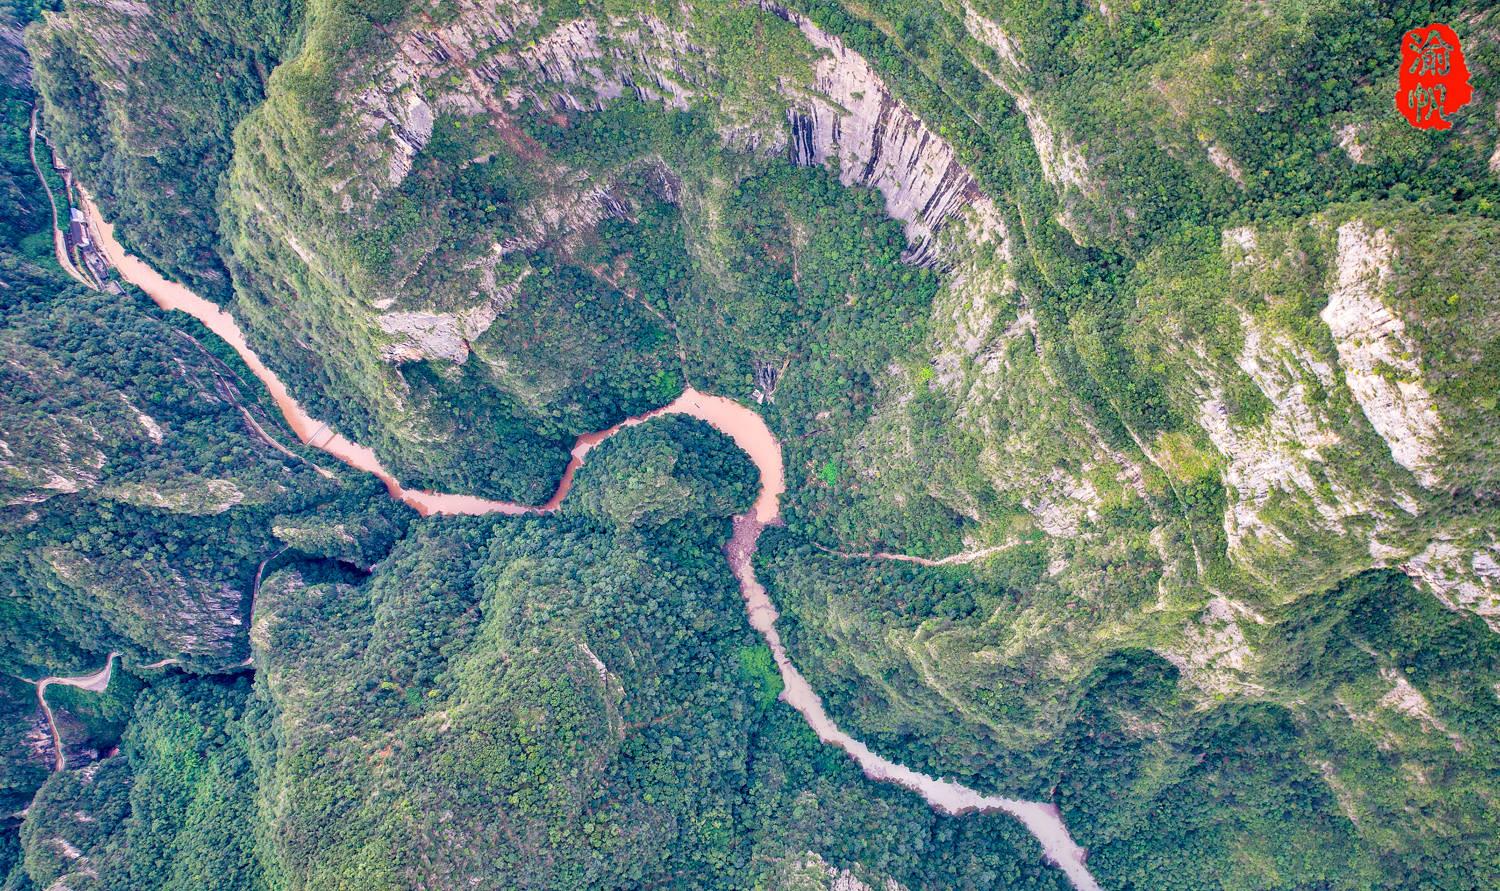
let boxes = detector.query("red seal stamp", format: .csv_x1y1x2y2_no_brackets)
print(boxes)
1396,23,1472,130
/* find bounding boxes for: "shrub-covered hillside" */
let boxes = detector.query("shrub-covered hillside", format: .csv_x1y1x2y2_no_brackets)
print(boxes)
5,0,1498,888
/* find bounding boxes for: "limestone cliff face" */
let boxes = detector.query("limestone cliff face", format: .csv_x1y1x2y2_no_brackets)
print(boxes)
0,347,108,507
859,198,1497,715
0,339,176,508
288,0,1006,368
1404,535,1500,631
215,0,1021,519
84,0,1494,644
31,1,155,140
1321,221,1445,488
375,270,528,364
29,0,294,154
508,0,1001,265
341,1,1500,640
1205,331,1361,535
1,18,32,86
907,282,1134,547
1126,215,1500,623
231,1,695,369
99,476,249,515
959,4,1098,239
773,3,1002,266
1175,227,1402,583
0,297,327,669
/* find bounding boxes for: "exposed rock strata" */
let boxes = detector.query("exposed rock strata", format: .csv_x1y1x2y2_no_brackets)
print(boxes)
375,272,526,364
1163,596,1266,697
1192,312,1361,556
775,3,1002,265
1403,537,1500,631
1321,221,1444,488
1336,123,1370,165
960,5,1096,233
333,0,1011,369
44,546,245,660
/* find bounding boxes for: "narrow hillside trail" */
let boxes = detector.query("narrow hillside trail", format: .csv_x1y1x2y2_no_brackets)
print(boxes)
33,652,119,771
170,328,332,476
120,549,286,675
27,108,95,290
78,194,1101,890
812,541,1018,567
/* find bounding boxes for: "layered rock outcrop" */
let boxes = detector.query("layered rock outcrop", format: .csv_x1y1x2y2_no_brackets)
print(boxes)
277,0,1014,373
775,4,1002,265
960,5,1097,238
1404,537,1500,631
43,546,246,662
1321,221,1445,488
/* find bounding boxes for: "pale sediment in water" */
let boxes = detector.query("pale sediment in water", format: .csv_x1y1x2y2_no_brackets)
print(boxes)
78,193,1098,890
80,191,780,521
728,518,1099,890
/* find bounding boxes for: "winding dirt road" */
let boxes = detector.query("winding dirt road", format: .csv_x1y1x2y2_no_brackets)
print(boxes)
33,652,118,771
77,193,1099,890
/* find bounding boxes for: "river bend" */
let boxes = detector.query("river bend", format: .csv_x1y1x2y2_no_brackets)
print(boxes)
77,193,1099,890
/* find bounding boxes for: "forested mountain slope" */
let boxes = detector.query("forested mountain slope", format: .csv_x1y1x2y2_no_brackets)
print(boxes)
4,0,1498,888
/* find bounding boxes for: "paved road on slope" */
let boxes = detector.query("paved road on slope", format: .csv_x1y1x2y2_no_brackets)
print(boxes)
26,108,94,290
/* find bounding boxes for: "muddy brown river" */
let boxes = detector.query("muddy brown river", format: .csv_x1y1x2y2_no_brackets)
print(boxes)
79,192,1099,890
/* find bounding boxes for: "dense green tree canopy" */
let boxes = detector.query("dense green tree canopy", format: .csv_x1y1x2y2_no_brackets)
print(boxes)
3,0,1498,888
569,416,758,528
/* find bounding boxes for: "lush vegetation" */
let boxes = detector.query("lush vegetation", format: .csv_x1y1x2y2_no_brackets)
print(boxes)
6,0,1499,889
764,538,1500,887
569,416,757,528
43,667,142,765
27,0,304,299
16,676,264,891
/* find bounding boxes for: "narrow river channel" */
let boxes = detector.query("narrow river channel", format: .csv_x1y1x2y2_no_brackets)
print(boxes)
77,192,1101,890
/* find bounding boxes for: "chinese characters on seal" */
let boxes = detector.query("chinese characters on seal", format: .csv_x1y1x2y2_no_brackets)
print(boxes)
1396,23,1472,130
